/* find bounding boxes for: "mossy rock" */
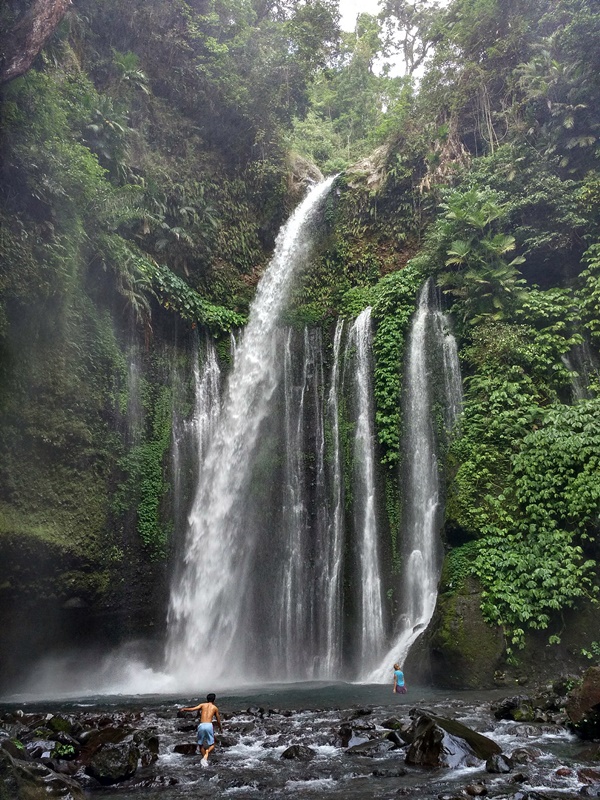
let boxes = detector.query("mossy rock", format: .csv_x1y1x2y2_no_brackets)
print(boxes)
426,576,505,689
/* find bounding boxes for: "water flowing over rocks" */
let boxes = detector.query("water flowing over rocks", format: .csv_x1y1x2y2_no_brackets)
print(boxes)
2,680,600,799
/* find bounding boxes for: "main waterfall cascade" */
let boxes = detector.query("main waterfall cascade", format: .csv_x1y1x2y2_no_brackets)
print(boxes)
166,177,463,688
166,178,337,685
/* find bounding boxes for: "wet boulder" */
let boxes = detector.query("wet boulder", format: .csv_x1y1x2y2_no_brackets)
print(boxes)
78,725,130,760
508,746,542,764
227,721,256,734
566,666,600,739
345,738,397,757
173,743,197,755
465,783,488,796
0,749,84,799
280,744,316,761
175,718,196,731
578,766,600,785
405,712,501,769
492,691,564,723
46,715,79,737
380,716,404,730
372,767,407,777
347,707,373,719
132,730,159,766
337,722,353,747
492,696,536,721
24,739,56,759
0,738,29,761
486,753,513,773
84,741,140,785
385,730,406,749
48,731,80,760
215,733,238,748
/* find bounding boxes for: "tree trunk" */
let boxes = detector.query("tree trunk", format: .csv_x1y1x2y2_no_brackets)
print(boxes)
0,0,71,85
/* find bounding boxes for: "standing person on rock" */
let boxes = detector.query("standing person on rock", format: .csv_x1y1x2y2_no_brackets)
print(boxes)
393,663,407,694
180,693,223,766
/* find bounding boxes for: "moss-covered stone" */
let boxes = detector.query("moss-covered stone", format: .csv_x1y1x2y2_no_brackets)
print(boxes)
426,575,505,689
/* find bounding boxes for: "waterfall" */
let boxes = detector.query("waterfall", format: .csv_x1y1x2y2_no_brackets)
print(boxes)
169,336,222,638
165,178,335,686
347,308,385,669
321,319,345,677
435,304,463,429
562,341,598,401
368,280,462,682
278,327,325,678
124,348,144,447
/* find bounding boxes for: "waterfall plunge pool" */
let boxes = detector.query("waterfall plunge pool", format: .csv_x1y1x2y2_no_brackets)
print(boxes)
0,682,593,800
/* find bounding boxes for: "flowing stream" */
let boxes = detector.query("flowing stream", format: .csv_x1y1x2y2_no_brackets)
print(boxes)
2,684,589,800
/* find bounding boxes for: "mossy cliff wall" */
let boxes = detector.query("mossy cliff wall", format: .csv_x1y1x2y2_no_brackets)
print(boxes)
0,268,199,688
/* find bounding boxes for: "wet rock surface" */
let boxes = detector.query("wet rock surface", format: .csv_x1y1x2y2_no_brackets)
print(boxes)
0,681,598,799
566,666,600,739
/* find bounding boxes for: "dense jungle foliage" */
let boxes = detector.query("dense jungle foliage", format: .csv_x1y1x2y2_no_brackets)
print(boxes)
0,0,599,682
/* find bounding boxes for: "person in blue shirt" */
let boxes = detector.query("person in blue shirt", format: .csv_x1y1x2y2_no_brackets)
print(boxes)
393,663,407,694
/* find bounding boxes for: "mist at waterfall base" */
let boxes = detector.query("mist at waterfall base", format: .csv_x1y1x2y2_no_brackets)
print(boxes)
6,180,463,701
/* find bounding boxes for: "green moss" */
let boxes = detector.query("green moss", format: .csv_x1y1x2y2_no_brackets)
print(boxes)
440,541,480,595
0,504,74,551
372,263,421,468
431,578,505,688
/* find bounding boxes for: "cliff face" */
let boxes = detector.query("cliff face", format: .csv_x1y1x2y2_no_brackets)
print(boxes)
0,0,289,690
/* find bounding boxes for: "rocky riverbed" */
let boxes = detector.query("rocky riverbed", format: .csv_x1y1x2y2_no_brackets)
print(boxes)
1,672,600,799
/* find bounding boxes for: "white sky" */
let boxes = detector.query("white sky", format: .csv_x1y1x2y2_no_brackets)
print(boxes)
338,0,382,32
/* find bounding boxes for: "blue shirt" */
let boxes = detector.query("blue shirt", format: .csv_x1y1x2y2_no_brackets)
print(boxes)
394,669,404,686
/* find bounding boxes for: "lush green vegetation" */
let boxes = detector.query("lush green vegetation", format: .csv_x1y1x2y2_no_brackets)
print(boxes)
1,0,600,675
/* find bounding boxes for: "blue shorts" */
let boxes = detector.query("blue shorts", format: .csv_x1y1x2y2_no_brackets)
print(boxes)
197,722,215,746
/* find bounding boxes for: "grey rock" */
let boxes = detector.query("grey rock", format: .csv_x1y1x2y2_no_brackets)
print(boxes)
486,753,513,773
84,741,139,785
405,712,501,769
280,744,316,761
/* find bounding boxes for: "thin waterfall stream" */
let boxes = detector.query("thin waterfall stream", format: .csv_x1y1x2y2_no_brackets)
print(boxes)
369,280,462,682
346,308,385,668
322,319,345,678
